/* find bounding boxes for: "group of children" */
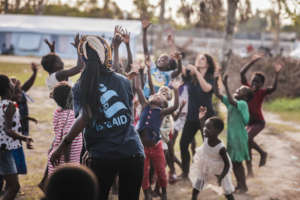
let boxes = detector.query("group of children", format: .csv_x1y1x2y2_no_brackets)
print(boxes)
0,18,282,200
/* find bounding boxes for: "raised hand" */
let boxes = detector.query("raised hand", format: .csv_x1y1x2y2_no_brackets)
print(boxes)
167,34,174,45
251,53,263,61
274,62,283,73
112,33,123,48
170,79,182,90
142,18,151,30
114,25,123,36
198,106,207,120
31,62,38,73
122,28,130,44
171,51,182,61
44,39,55,53
71,33,80,49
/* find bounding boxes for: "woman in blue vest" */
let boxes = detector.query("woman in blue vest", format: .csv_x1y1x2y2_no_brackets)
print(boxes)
50,35,144,200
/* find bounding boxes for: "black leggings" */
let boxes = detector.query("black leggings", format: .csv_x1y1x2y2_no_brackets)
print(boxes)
90,155,144,200
180,120,204,176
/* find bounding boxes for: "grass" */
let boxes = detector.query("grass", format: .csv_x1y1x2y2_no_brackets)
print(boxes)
0,62,80,87
264,98,300,123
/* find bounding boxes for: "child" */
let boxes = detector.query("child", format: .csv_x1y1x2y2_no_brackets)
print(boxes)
141,18,182,98
47,82,82,175
240,55,282,176
214,74,253,193
189,107,235,200
42,164,98,200
135,60,180,200
0,74,33,200
41,35,84,92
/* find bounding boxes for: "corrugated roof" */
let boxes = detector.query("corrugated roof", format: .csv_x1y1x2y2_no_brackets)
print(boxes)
0,14,141,35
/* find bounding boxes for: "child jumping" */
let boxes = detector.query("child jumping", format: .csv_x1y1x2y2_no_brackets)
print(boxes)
0,74,33,200
214,74,253,193
240,55,282,176
47,82,82,175
41,35,84,92
189,106,235,200
135,59,180,200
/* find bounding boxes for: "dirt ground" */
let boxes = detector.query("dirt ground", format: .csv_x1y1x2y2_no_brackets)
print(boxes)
14,86,300,200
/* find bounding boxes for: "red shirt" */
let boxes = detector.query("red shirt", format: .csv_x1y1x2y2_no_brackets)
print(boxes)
244,83,268,123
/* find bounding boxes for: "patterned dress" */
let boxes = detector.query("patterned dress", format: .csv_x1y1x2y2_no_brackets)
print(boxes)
0,99,22,150
47,109,82,175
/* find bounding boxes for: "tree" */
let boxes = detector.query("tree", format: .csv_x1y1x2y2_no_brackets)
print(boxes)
133,0,155,19
177,0,194,26
221,0,239,74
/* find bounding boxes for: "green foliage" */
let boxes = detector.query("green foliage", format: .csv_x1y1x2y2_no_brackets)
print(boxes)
264,98,300,112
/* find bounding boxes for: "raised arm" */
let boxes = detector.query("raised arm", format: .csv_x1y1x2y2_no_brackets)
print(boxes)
223,75,237,107
134,72,148,108
194,67,212,93
111,31,123,73
240,54,262,85
145,55,155,95
172,100,186,121
213,76,224,100
171,52,183,79
142,19,151,57
161,81,180,117
266,62,282,94
22,62,38,92
217,147,230,186
56,34,84,81
122,29,133,73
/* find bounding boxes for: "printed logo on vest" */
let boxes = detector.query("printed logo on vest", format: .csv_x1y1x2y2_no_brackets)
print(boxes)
93,83,130,132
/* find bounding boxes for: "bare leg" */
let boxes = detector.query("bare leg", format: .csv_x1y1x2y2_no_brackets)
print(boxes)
232,162,247,194
191,188,199,200
2,174,20,200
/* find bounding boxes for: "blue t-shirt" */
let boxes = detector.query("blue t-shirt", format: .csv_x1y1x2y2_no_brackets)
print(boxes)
72,72,144,159
183,72,215,121
143,63,172,98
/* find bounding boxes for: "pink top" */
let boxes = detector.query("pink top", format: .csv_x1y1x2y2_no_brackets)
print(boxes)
48,109,82,175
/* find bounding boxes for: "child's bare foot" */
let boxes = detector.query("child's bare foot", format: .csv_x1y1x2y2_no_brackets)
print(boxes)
168,172,178,184
259,152,267,167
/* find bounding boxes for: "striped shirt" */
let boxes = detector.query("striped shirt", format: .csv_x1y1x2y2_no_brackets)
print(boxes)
48,109,82,175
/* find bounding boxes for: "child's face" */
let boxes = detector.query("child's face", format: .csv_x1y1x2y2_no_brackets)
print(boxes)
158,86,171,101
149,93,167,108
251,75,264,91
156,55,173,71
234,86,250,100
203,119,218,138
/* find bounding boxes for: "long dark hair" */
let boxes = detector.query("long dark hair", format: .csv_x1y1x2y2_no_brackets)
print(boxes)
78,44,110,111
204,54,215,80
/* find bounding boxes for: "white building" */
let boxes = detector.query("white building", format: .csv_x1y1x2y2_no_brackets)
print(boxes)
0,14,141,58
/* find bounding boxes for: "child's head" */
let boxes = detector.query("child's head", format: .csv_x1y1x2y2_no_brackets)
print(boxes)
149,93,168,108
155,54,177,71
158,86,172,101
41,40,64,74
44,164,98,200
53,82,72,109
250,72,265,91
234,85,254,102
203,117,224,138
0,74,13,99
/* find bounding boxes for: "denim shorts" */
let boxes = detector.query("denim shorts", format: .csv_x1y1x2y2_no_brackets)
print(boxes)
0,150,17,175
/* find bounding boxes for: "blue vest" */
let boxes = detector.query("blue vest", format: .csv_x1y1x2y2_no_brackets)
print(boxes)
137,105,162,136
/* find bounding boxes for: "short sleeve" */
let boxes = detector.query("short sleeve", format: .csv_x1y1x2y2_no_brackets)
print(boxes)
222,96,230,108
237,100,249,125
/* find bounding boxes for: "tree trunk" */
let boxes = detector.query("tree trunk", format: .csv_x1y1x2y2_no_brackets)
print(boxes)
159,0,165,24
4,0,9,13
221,0,239,74
35,0,45,15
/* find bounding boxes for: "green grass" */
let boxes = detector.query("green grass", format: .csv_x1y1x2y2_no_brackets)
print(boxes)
264,98,300,123
0,62,80,87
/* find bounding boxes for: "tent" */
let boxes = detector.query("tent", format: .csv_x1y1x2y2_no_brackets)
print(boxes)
0,14,141,58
